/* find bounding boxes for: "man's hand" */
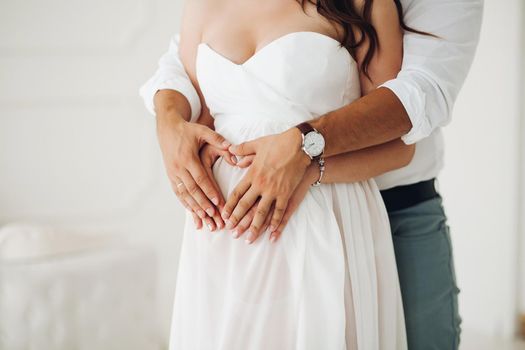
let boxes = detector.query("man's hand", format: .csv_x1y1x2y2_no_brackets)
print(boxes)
222,127,311,243
230,162,319,244
156,113,232,219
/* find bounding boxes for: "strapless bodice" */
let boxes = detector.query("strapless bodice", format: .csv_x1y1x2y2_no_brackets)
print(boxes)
195,31,361,143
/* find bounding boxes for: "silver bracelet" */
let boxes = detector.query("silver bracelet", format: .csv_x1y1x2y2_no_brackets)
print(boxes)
312,156,325,187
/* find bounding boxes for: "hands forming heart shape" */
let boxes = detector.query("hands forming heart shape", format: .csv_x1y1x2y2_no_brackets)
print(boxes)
159,118,317,245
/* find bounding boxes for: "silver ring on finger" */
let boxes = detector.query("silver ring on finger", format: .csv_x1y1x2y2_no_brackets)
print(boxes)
176,182,186,195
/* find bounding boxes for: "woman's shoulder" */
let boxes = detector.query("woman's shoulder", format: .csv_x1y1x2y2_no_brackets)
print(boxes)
182,0,228,30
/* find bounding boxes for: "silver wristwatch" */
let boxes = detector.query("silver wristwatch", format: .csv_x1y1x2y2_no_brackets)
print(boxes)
295,122,325,161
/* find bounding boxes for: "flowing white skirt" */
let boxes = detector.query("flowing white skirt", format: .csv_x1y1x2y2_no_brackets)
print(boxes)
168,119,407,350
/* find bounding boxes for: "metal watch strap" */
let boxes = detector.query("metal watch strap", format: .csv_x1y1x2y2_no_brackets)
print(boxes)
312,157,325,187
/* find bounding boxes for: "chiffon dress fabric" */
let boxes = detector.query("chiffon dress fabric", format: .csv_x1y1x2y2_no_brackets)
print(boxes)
168,31,407,350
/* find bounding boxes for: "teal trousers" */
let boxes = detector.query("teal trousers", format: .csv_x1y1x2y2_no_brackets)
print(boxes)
387,195,462,350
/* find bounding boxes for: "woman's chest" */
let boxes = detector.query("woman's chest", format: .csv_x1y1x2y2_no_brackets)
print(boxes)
201,0,340,66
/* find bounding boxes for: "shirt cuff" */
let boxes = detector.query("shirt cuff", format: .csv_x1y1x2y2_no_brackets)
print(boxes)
378,78,432,145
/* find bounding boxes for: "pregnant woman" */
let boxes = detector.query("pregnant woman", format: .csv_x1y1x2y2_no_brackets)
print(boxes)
149,0,423,348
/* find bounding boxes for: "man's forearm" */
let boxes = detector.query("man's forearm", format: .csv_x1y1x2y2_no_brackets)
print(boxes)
311,87,411,157
153,89,193,124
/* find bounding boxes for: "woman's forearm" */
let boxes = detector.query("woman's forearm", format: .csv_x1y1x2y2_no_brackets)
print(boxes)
305,138,415,185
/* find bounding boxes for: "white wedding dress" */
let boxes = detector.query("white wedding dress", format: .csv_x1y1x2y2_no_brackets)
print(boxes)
169,31,407,350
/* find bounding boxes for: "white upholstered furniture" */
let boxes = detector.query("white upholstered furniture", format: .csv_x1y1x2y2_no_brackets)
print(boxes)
0,223,161,350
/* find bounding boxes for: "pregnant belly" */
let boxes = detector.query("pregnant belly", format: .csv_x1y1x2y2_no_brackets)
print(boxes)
212,157,249,201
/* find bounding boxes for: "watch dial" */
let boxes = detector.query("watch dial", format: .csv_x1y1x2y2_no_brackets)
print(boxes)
304,131,325,157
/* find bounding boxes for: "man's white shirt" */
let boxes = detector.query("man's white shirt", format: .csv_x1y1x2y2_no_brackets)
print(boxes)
139,0,483,190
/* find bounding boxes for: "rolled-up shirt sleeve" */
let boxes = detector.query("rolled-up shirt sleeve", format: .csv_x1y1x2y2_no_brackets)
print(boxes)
139,33,201,123
379,0,484,145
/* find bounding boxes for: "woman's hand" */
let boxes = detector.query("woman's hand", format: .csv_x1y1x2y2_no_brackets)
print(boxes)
230,162,319,244
157,114,234,220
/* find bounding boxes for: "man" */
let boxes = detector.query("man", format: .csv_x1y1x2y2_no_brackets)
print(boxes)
139,0,483,348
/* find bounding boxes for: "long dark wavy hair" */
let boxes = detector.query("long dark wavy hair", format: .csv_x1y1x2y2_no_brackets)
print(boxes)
298,0,435,79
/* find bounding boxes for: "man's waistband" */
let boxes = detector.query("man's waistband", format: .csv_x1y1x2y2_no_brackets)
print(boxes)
379,178,439,212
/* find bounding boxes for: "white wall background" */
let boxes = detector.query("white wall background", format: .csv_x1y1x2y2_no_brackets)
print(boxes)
0,1,187,347
439,0,524,340
0,0,523,348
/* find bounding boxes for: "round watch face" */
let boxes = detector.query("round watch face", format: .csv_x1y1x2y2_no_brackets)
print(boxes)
304,131,325,157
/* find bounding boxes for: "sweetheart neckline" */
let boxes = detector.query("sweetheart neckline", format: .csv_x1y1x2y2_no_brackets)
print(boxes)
197,31,351,67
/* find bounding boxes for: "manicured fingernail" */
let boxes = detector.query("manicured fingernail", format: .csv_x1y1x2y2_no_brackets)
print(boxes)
207,223,213,231
222,141,231,148
245,231,254,244
211,197,219,206
225,220,234,230
232,229,239,238
221,211,230,220
206,208,215,217
198,210,206,219
230,155,237,164
270,235,277,243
